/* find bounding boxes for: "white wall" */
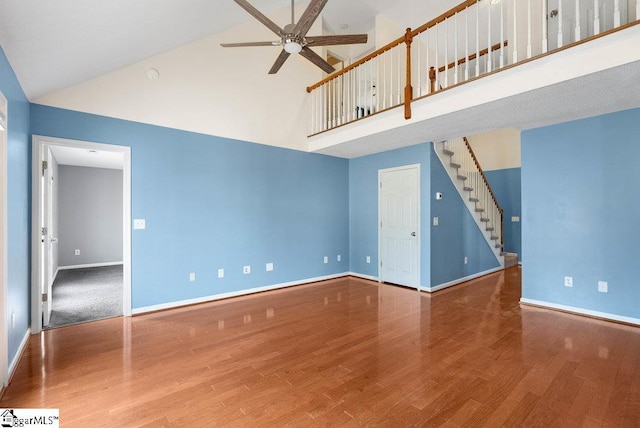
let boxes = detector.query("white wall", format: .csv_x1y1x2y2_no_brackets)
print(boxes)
35,6,324,151
467,127,521,171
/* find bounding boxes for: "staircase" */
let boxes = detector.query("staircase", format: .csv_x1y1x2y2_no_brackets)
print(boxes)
434,137,507,268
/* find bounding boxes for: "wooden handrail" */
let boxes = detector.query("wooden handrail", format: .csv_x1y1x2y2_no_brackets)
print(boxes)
437,41,508,73
411,0,479,38
463,137,503,245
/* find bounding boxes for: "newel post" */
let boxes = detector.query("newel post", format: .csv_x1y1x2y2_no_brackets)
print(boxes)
404,28,413,120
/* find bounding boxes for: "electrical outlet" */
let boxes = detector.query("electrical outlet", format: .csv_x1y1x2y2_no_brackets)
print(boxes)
323,256,328,264
74,249,80,256
337,255,341,262
598,281,608,293
133,218,146,230
243,266,251,274
366,256,371,264
218,269,224,278
266,262,274,272
512,216,520,222
564,276,573,287
189,272,196,282
433,217,439,226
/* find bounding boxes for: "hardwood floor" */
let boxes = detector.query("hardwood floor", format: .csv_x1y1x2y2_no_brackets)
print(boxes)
2,267,640,426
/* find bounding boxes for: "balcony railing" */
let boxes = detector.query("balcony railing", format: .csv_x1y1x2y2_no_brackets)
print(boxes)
307,0,640,136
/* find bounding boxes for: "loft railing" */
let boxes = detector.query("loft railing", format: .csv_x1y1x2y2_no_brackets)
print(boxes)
307,0,640,136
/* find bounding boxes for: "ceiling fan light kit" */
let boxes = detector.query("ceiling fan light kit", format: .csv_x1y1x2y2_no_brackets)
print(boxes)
221,0,368,74
283,36,303,54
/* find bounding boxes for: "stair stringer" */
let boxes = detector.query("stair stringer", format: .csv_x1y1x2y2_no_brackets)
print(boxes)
433,142,505,268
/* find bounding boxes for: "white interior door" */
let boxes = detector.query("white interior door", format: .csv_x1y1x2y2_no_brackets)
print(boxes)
379,165,420,288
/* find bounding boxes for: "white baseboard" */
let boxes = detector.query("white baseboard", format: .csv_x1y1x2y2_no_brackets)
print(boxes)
347,272,379,282
422,267,504,293
59,261,123,270
132,272,351,315
9,328,31,382
520,298,640,326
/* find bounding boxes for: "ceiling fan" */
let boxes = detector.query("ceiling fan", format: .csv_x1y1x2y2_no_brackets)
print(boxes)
221,0,368,74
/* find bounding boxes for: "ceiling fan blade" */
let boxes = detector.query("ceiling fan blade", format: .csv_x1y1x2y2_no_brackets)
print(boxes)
305,34,368,46
299,46,335,74
233,0,284,37
269,50,291,74
292,0,328,38
220,41,280,47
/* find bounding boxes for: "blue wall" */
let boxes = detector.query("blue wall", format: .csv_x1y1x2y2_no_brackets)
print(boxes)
485,167,521,261
522,107,640,320
348,144,431,286
431,146,499,286
0,47,31,366
30,105,349,309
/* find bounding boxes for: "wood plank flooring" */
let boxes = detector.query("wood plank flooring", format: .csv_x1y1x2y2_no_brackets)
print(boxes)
2,267,640,426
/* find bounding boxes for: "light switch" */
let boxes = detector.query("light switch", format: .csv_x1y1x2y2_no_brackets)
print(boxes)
266,263,274,272
218,269,224,278
133,219,146,230
512,216,520,222
433,217,439,226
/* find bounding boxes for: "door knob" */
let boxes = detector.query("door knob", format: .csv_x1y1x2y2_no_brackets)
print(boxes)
411,232,416,236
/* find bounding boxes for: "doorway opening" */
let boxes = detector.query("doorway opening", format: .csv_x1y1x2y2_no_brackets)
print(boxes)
31,136,131,333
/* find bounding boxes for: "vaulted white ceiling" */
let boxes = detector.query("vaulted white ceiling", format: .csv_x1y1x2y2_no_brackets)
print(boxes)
0,0,460,101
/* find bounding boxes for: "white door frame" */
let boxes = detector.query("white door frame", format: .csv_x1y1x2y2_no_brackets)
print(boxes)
30,135,132,334
378,164,421,289
0,90,8,386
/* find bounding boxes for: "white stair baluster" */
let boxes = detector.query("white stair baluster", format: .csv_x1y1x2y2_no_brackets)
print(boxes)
454,12,459,85
594,0,600,35
614,0,621,27
476,3,481,76
558,0,564,48
527,0,532,58
417,33,422,97
513,0,518,64
465,7,469,81
487,0,493,72
426,31,431,93
397,44,401,104
499,0,504,67
435,24,439,90
542,0,548,53
575,0,581,42
637,0,640,23
444,17,449,88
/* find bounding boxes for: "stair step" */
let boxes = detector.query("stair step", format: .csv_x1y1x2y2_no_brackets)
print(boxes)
443,149,455,156
469,196,479,202
464,186,474,192
504,252,518,268
475,207,485,213
486,226,495,231
457,175,467,181
481,218,490,222
491,235,499,240
450,162,461,169
495,243,503,249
